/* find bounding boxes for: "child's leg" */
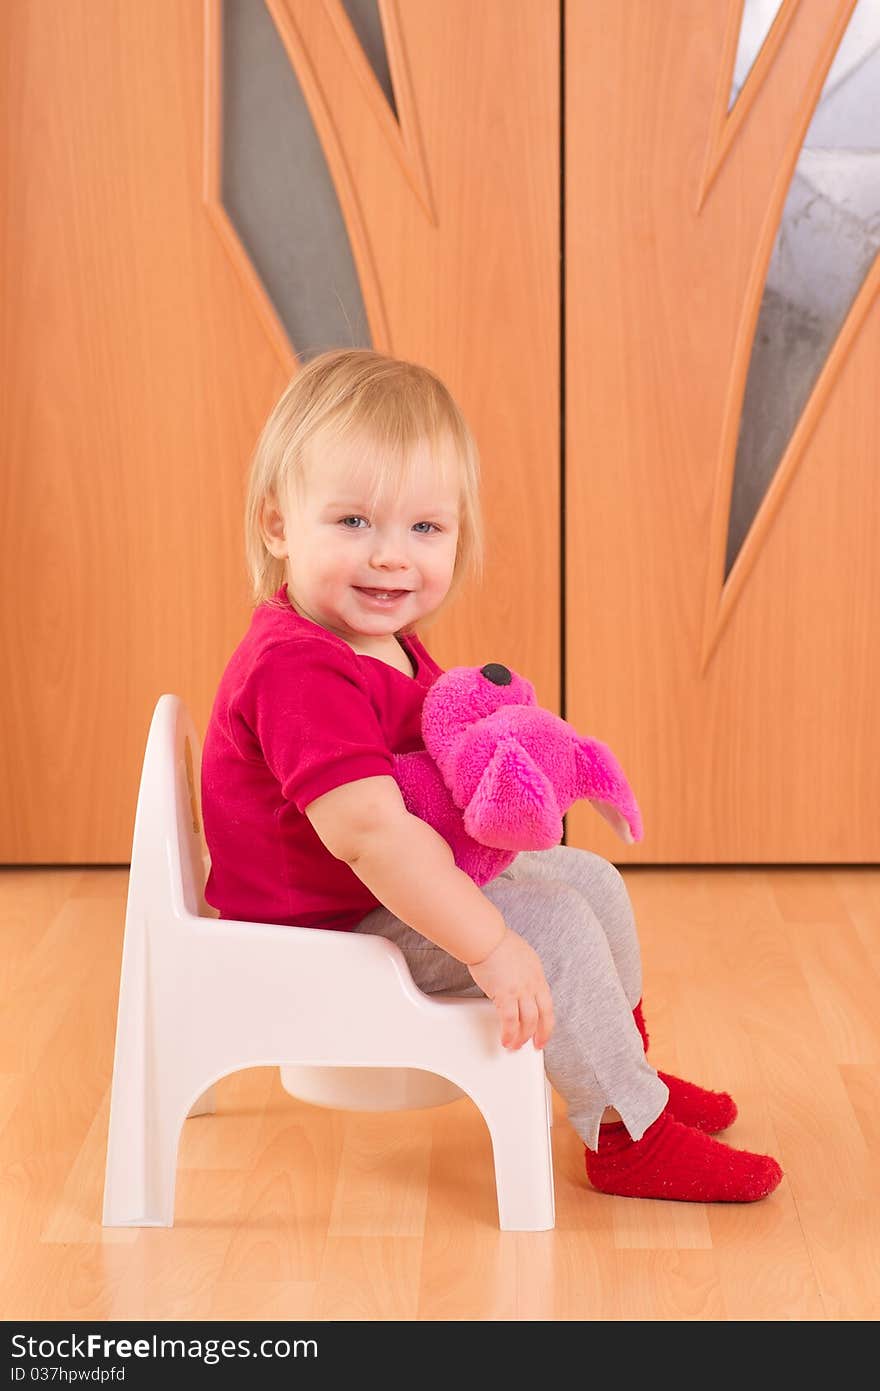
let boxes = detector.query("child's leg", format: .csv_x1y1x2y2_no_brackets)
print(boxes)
356,871,669,1151
353,873,781,1201
503,847,642,1005
503,846,738,1133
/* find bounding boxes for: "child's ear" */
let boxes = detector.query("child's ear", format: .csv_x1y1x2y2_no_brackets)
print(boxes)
261,494,288,559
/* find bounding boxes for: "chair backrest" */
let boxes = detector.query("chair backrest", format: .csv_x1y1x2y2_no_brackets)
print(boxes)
129,695,215,923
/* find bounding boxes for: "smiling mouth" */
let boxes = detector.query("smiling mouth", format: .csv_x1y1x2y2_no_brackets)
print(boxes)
355,587,410,600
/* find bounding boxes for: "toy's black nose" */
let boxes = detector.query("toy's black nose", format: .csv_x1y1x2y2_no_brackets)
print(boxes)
480,663,512,686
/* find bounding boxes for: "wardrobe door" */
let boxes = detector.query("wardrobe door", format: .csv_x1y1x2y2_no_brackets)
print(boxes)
0,0,559,860
565,0,880,862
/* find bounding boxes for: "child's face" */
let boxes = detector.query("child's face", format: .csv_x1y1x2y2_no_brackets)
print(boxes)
263,431,461,642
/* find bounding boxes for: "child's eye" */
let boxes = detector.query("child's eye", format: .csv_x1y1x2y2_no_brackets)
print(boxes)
338,517,441,533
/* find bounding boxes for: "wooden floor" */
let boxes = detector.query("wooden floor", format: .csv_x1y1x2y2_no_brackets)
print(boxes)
1,864,878,1321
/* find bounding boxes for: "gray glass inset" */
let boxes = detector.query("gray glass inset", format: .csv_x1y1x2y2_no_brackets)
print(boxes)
221,0,371,359
725,0,880,577
342,0,398,119
728,0,785,110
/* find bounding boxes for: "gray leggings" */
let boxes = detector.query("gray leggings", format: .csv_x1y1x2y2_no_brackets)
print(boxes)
352,844,669,1151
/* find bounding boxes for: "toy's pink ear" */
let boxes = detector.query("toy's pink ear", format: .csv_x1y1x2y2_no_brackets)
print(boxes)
573,735,644,843
463,735,564,850
589,800,635,845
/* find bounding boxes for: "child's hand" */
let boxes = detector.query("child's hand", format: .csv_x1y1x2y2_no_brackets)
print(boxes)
466,927,555,1051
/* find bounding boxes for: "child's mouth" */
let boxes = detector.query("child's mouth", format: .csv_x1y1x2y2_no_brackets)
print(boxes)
355,588,409,606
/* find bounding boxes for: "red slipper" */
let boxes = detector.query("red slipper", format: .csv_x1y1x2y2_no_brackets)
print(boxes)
586,1110,783,1202
634,1000,738,1133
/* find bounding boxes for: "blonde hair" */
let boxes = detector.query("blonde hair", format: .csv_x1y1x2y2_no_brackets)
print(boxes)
244,349,484,632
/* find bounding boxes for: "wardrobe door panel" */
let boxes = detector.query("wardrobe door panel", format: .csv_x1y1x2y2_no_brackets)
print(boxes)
0,0,559,860
566,0,879,862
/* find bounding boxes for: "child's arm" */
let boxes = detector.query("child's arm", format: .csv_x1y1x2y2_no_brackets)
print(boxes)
306,776,506,964
307,776,555,1051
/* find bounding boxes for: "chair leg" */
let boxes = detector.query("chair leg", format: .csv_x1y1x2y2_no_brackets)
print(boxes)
103,1073,201,1227
471,1073,555,1231
102,1090,183,1224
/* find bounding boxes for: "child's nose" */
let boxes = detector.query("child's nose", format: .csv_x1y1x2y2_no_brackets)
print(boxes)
371,536,410,567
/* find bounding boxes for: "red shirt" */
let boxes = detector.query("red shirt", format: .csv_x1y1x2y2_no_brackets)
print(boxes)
201,585,444,930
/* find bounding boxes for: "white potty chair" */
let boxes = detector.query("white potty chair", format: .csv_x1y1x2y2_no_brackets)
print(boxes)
102,695,555,1231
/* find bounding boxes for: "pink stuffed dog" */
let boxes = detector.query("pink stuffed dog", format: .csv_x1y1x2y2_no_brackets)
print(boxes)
393,662,643,886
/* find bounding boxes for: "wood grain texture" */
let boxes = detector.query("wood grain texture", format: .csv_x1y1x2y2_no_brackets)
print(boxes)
3,864,879,1320
565,0,880,863
0,0,558,860
696,0,804,211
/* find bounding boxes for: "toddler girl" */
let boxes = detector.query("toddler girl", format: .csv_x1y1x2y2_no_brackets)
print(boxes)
201,348,783,1203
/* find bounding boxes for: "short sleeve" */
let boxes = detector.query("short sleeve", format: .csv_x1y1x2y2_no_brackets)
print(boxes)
237,637,395,813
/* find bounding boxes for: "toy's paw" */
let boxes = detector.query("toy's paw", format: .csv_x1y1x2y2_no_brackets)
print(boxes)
463,735,563,850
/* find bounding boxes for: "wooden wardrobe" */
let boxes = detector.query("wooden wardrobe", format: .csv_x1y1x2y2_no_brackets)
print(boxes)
2,0,877,865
